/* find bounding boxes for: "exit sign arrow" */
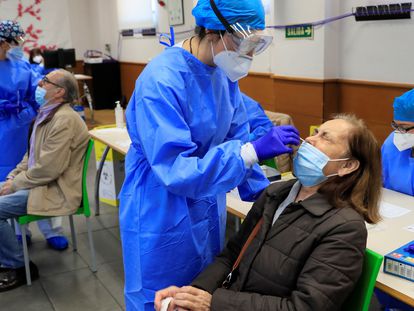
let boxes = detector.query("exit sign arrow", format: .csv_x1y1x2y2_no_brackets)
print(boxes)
285,24,314,39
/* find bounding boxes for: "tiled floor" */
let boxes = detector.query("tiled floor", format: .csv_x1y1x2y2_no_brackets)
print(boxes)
0,146,384,311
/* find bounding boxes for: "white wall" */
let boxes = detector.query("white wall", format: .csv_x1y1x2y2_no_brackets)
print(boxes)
89,0,119,59
67,0,414,83
85,0,196,63
270,0,327,79
323,0,340,79
338,0,414,83
67,0,97,59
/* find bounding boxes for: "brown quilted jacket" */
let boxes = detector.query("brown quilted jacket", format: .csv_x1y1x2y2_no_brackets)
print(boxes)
192,180,367,311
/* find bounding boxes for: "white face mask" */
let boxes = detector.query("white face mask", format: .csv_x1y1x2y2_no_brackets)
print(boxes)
32,55,43,64
393,132,414,151
211,34,253,82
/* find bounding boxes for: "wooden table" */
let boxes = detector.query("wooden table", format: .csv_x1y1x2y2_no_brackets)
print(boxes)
367,188,414,306
226,187,414,306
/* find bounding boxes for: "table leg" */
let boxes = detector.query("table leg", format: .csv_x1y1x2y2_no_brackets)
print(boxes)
235,216,241,232
94,145,110,216
83,81,95,124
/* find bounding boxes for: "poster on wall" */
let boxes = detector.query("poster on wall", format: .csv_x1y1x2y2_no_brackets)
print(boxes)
0,0,72,53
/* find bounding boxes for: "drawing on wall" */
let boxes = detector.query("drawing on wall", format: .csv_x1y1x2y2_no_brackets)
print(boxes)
0,0,72,53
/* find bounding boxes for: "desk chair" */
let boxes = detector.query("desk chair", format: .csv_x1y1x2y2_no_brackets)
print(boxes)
343,248,383,311
17,140,97,285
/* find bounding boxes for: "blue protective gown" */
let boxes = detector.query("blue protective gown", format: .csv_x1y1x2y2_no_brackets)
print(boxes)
379,134,414,311
382,132,414,195
0,58,39,180
241,93,273,141
119,47,269,311
30,63,55,76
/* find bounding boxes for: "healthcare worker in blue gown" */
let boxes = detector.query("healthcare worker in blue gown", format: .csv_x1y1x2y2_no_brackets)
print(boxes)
0,20,68,251
119,1,300,310
241,93,273,142
382,89,414,195
377,89,414,311
0,20,39,182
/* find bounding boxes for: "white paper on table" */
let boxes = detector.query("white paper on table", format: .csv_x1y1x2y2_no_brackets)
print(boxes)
116,140,131,148
380,201,411,218
366,222,388,231
228,188,241,199
404,224,414,233
95,128,126,133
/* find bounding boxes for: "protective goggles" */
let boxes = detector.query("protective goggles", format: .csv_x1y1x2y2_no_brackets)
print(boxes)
2,35,25,46
210,0,272,56
391,120,414,133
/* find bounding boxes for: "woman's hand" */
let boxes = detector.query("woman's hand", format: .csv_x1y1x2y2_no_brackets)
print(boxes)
154,286,180,311
173,286,212,311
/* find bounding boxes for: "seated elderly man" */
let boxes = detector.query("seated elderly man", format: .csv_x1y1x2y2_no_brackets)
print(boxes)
155,114,382,311
0,69,89,292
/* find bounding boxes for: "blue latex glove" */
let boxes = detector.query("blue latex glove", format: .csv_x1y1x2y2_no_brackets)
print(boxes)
252,125,300,161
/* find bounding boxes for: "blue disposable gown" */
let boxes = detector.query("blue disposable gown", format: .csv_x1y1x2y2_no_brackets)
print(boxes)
0,59,39,180
30,63,55,76
119,47,269,311
241,93,273,141
382,132,414,195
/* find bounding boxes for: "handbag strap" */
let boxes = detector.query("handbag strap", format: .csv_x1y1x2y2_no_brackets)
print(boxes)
222,217,263,288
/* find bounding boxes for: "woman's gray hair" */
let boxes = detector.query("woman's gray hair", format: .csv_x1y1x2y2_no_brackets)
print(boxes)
55,69,79,104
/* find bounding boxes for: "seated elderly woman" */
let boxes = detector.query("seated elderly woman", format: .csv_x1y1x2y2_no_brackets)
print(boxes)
154,114,382,311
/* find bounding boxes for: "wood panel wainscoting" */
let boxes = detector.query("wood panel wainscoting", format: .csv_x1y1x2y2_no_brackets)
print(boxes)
116,61,413,145
241,73,413,144
120,62,147,102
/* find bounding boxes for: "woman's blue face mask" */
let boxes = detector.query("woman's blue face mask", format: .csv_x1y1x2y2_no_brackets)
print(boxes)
293,140,349,187
6,45,24,61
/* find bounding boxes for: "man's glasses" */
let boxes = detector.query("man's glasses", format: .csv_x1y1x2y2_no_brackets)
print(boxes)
42,76,64,89
391,121,414,133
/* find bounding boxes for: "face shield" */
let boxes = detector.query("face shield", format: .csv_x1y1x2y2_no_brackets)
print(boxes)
227,23,272,56
13,36,25,46
210,0,272,56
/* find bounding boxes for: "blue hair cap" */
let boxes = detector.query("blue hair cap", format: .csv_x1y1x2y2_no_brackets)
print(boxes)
393,89,414,122
0,20,24,41
192,0,265,31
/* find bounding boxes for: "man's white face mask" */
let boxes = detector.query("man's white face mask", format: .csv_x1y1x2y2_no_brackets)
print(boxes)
32,55,43,64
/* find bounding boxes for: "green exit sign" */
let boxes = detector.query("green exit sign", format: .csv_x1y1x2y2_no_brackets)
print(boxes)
285,25,314,39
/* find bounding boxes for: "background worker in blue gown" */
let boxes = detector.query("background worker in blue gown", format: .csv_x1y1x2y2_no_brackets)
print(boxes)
119,1,300,310
377,89,414,311
28,48,55,76
0,20,38,180
0,20,68,251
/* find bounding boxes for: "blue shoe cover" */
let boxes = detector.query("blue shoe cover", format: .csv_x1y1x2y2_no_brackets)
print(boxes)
47,236,69,250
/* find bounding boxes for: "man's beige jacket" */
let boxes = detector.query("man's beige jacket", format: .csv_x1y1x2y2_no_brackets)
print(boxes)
8,103,89,216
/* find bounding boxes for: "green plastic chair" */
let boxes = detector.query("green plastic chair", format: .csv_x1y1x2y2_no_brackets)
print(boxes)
342,248,383,311
17,139,97,285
